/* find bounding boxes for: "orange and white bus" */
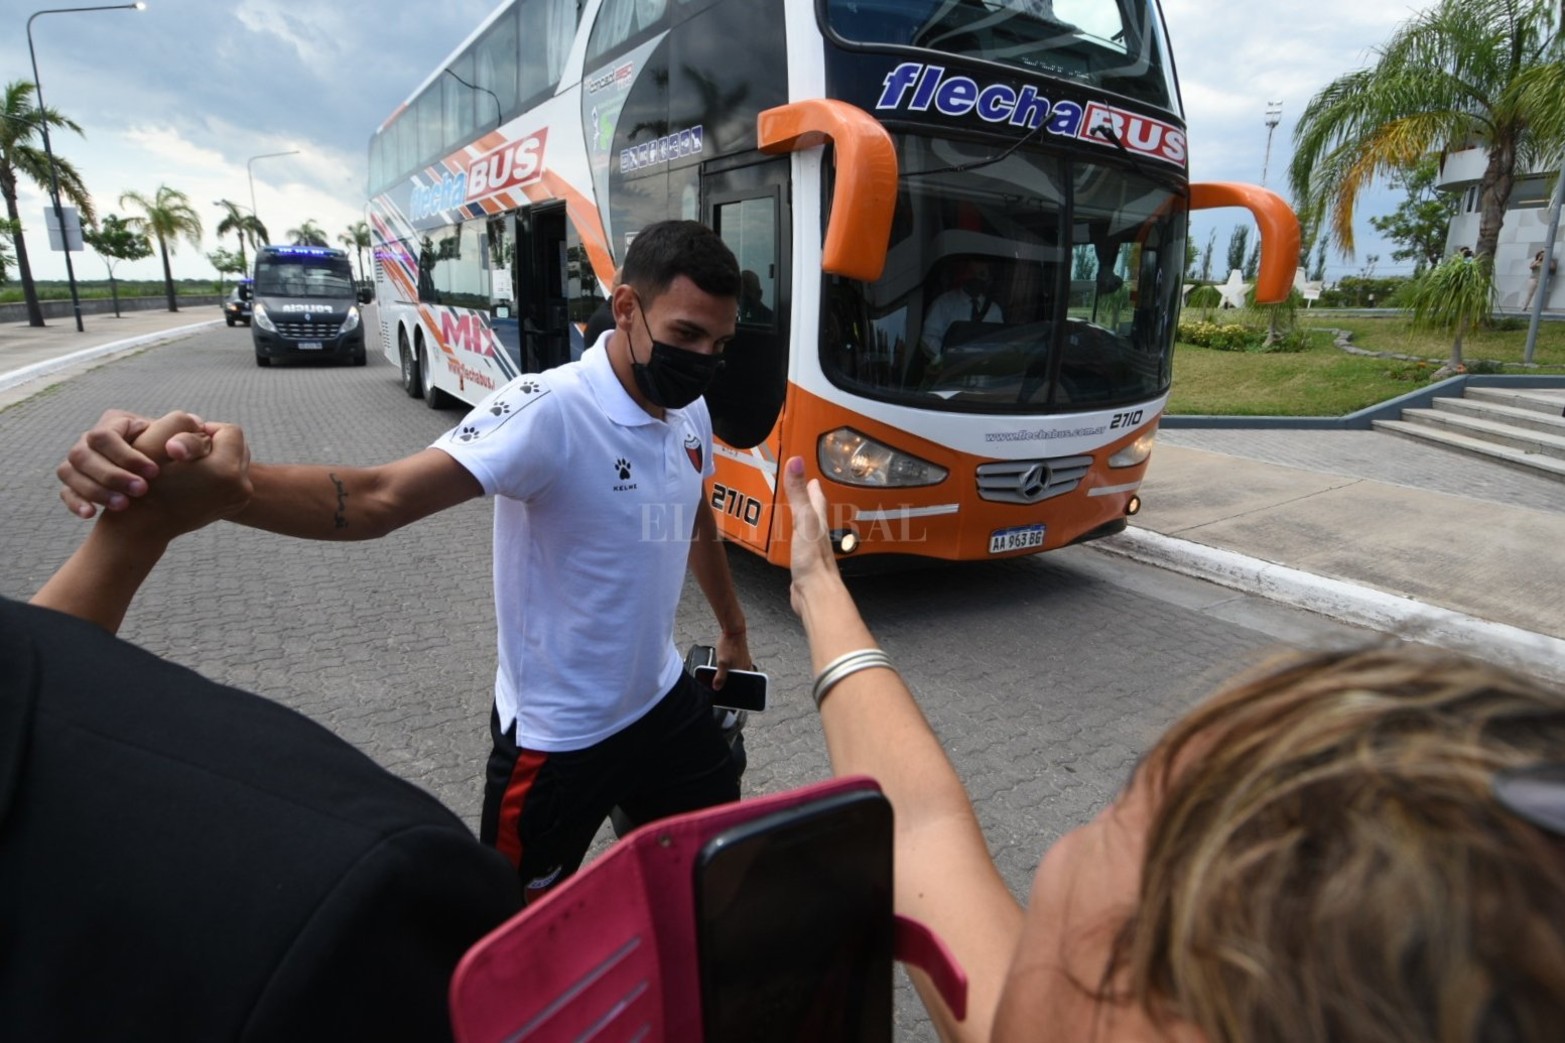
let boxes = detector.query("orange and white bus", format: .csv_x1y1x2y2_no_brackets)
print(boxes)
366,0,1297,565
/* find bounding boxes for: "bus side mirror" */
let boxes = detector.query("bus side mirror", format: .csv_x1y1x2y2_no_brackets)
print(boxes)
357,285,374,304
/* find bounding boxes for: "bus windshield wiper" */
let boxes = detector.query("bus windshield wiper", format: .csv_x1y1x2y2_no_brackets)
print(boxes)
900,119,1050,180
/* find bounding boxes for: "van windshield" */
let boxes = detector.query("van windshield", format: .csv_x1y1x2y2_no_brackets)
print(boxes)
255,258,355,299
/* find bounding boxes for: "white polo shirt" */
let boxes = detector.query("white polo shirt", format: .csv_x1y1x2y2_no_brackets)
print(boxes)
433,340,714,751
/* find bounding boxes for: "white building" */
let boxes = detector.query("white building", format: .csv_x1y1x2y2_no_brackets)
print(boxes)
1437,146,1560,312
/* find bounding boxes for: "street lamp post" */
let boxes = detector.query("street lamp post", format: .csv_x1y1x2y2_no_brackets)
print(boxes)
247,150,299,241
26,2,146,332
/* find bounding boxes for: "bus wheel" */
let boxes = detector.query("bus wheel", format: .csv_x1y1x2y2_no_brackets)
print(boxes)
400,330,422,398
255,354,271,368
418,338,452,410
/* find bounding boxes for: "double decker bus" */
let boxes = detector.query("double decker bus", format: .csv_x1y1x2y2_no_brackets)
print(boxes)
366,0,1297,565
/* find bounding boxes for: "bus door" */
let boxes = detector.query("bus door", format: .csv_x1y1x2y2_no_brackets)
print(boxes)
702,155,791,555
514,203,572,373
485,213,523,372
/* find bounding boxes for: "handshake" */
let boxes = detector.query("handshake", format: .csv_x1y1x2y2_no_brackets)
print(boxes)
57,409,252,537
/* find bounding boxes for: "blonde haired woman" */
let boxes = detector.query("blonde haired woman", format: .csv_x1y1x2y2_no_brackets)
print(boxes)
781,456,1565,1042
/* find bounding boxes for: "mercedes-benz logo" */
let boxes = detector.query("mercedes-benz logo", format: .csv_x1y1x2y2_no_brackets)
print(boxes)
1017,463,1048,501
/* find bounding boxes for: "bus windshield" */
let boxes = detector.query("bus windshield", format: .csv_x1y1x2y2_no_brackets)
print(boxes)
254,257,356,299
820,132,1184,414
823,0,1179,111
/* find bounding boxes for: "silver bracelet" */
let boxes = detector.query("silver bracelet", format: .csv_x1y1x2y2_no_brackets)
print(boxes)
812,648,896,709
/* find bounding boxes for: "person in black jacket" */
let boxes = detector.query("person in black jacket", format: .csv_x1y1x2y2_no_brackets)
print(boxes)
5,416,521,1041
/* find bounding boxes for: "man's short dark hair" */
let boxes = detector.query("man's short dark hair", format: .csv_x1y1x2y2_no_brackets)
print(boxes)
620,220,741,304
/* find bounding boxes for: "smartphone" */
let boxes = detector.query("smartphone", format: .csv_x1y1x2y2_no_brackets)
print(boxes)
693,664,769,712
694,789,893,1043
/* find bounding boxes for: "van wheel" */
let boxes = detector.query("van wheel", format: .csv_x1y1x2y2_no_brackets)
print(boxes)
352,349,367,366
225,315,235,327
419,339,452,409
255,354,271,367
400,330,422,397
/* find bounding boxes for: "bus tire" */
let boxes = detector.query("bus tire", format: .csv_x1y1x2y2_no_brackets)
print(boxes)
400,330,422,398
255,354,271,368
418,338,452,410
352,349,367,366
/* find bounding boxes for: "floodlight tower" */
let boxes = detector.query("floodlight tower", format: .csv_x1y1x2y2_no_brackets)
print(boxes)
1261,100,1283,187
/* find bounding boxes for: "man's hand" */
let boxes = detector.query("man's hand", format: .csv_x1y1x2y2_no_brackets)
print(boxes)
98,413,252,543
713,627,754,687
32,413,250,633
58,409,209,518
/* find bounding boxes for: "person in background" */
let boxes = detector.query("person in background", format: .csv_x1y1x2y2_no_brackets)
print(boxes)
739,269,773,324
580,268,620,350
1525,248,1556,310
912,257,1004,384
55,221,754,907
7,415,520,1041
781,454,1565,1043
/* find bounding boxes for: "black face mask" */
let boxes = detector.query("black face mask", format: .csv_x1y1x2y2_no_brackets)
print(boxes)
630,295,724,410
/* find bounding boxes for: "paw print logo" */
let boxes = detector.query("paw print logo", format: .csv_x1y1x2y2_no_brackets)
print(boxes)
489,399,511,416
615,458,632,480
457,425,480,442
518,380,540,395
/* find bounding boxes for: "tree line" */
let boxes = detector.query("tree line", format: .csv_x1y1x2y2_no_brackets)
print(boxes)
0,80,372,327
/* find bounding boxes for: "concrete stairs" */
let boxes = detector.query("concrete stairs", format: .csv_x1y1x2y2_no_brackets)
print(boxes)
1372,387,1565,482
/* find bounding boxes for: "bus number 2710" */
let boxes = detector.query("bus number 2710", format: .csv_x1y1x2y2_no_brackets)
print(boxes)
710,483,763,527
1110,409,1144,430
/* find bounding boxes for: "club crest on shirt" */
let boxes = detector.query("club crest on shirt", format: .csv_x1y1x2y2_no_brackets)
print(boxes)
684,433,703,473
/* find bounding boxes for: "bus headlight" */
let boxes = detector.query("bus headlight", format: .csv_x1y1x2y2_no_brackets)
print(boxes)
1107,426,1157,468
818,428,947,487
340,306,361,333
252,303,277,333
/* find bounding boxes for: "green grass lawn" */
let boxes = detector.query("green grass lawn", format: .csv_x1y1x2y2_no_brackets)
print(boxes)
1168,314,1565,416
0,279,217,304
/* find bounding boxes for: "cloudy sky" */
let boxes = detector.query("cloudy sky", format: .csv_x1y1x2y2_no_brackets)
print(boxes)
2,0,1436,287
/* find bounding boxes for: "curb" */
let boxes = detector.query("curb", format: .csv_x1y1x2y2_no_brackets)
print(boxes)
0,320,220,394
1095,526,1565,685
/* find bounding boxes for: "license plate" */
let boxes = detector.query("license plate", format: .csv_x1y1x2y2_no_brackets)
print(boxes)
299,341,323,350
988,524,1045,554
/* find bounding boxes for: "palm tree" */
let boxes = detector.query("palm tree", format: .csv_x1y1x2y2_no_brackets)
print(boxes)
213,198,268,273
287,219,328,247
0,80,96,327
339,220,370,284
1291,0,1565,265
1406,253,1497,369
120,184,203,313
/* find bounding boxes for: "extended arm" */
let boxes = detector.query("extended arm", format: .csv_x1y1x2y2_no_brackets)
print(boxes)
55,409,482,541
234,449,481,540
688,497,751,678
781,456,1023,1043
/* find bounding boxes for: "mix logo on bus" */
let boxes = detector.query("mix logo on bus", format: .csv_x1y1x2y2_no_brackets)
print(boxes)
439,311,498,361
874,61,1186,168
409,130,548,221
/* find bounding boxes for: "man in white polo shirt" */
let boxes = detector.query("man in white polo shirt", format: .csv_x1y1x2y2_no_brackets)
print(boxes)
56,220,753,901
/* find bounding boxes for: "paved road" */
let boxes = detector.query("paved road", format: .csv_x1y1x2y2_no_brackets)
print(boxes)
0,325,1370,1039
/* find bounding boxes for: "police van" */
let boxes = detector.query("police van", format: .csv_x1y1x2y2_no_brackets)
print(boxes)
242,245,372,367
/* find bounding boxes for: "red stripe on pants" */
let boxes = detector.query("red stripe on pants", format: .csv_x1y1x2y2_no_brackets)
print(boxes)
495,748,548,869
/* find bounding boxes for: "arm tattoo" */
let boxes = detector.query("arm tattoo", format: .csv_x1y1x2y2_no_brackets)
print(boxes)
329,472,349,529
